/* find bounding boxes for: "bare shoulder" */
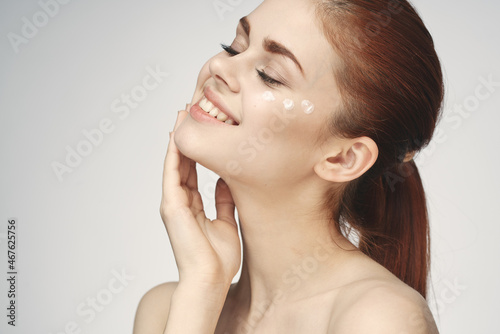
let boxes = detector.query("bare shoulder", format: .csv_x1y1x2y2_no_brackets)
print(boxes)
329,278,439,334
133,281,179,334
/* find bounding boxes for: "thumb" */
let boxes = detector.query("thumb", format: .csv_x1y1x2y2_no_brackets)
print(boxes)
215,178,236,226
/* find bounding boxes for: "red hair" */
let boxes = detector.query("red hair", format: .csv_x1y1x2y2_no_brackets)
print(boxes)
316,0,444,298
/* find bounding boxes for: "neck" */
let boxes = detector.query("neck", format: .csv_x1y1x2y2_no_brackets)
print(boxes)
225,177,359,315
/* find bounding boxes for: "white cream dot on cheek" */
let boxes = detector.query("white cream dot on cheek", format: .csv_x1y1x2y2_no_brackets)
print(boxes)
262,90,276,101
301,100,315,114
283,98,295,110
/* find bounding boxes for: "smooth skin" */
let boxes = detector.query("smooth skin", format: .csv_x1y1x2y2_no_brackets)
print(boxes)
133,0,440,333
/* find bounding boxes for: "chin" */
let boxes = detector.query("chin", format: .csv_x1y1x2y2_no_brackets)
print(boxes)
173,119,230,177
173,119,203,160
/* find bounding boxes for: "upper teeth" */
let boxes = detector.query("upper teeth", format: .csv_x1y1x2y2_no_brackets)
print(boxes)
199,96,236,125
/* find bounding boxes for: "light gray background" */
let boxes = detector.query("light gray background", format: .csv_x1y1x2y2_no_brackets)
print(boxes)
0,0,498,333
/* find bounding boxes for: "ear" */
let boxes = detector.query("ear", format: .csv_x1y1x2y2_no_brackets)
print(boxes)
314,136,378,183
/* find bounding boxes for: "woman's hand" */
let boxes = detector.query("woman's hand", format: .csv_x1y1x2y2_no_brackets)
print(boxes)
160,106,241,288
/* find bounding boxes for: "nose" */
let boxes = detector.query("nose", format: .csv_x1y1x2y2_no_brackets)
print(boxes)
208,55,241,93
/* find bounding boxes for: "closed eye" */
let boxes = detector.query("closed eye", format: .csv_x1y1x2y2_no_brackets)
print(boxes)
220,43,284,87
221,43,239,56
256,69,283,87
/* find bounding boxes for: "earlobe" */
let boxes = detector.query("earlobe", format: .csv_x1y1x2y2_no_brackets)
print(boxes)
314,137,378,183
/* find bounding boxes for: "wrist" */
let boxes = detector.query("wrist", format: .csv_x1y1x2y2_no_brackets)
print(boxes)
175,279,232,302
178,272,233,291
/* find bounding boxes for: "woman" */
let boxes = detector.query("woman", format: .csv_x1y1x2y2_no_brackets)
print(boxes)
134,0,443,332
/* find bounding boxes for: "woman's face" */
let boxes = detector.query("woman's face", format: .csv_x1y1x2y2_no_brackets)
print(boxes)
175,0,341,187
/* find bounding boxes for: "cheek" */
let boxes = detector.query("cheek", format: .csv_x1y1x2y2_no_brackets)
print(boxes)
243,93,290,136
301,100,315,114
242,91,312,145
256,91,315,117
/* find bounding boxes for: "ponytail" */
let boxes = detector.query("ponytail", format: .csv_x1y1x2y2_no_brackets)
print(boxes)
316,0,443,298
357,160,429,298
331,159,430,298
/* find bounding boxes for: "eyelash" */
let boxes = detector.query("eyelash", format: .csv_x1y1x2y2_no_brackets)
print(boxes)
220,43,283,87
220,43,239,56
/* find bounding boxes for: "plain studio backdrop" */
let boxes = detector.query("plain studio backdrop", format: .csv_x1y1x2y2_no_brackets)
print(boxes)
0,0,498,333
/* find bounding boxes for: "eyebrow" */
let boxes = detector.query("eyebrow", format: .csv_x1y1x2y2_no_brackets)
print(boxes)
263,38,304,76
239,16,304,76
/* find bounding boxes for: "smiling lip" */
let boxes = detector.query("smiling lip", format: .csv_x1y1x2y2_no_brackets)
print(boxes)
203,86,240,124
189,103,233,126
188,86,240,126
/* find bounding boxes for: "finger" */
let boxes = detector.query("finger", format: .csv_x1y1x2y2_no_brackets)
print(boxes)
215,178,237,227
173,109,188,131
171,109,190,182
172,110,194,186
186,159,198,190
162,131,182,196
163,111,188,195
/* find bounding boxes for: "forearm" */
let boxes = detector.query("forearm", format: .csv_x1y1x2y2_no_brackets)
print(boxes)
163,281,231,334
